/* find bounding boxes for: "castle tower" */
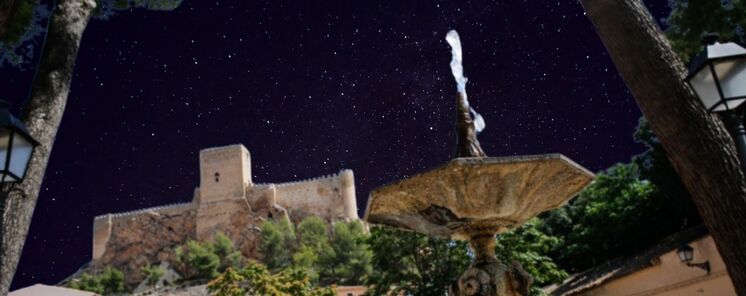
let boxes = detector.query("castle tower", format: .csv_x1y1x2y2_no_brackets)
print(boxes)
339,170,359,220
198,144,252,203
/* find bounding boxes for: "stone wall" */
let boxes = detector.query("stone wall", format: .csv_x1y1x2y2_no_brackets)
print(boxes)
92,202,198,285
272,169,358,222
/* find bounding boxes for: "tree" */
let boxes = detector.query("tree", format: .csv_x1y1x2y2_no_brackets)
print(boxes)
207,267,246,296
293,216,334,282
665,0,746,61
579,0,746,293
260,218,296,271
364,226,470,296
140,264,165,289
632,118,701,229
320,221,372,285
175,240,221,281
208,262,336,296
0,0,182,68
98,267,126,294
68,267,125,295
0,1,182,293
213,232,245,273
494,219,567,296
0,1,97,293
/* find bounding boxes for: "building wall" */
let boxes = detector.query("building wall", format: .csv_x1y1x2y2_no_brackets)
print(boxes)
580,235,735,296
336,286,367,296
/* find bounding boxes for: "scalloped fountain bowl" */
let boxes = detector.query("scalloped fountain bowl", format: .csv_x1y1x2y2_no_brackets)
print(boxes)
364,154,595,240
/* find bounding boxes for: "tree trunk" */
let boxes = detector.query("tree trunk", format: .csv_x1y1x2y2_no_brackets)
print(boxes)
0,0,95,294
579,0,746,294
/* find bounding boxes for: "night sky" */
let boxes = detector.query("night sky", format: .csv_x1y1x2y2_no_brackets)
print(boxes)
2,0,673,290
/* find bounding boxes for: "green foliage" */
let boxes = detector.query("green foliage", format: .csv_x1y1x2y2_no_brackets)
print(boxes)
1,0,37,46
364,226,470,296
0,0,182,68
176,240,221,280
495,218,568,294
665,0,746,60
0,0,48,68
261,218,297,271
208,262,336,296
207,267,246,296
293,216,334,282
69,267,126,295
213,232,245,272
140,264,165,288
174,232,246,281
549,163,659,270
320,221,373,285
260,217,372,286
69,273,104,294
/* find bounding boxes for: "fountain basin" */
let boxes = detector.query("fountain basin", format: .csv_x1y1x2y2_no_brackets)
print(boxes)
364,154,594,240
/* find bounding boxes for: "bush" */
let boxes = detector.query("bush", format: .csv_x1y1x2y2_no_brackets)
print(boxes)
69,267,126,295
208,262,336,296
141,264,165,288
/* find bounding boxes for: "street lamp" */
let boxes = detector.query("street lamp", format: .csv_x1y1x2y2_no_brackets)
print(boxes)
0,101,39,183
686,34,746,172
677,244,711,274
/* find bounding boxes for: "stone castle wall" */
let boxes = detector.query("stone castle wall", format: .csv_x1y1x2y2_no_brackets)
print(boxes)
271,169,358,222
92,203,198,284
89,144,359,286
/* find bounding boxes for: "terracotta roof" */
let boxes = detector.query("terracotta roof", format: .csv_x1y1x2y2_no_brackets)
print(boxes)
9,284,99,296
544,224,709,296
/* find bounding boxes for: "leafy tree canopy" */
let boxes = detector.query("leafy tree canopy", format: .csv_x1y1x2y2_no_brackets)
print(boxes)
175,232,245,281
665,0,746,60
261,217,372,286
0,0,182,68
364,226,470,296
208,263,336,296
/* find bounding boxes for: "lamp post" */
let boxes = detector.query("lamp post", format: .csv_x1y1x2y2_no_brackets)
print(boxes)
0,101,39,184
677,244,711,274
685,34,746,172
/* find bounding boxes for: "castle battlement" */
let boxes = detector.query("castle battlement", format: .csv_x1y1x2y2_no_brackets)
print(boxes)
93,202,195,222
268,169,353,188
90,144,359,279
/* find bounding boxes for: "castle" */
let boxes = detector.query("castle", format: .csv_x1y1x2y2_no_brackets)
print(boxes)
90,144,359,284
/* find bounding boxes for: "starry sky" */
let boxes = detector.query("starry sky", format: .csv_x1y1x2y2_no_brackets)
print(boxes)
1,0,673,290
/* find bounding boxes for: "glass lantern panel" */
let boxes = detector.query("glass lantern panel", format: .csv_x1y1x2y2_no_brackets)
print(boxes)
9,132,33,179
714,58,746,106
689,65,723,111
726,99,746,110
0,130,10,180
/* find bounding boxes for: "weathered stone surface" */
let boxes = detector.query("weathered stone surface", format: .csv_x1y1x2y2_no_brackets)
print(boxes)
364,154,594,240
93,206,197,286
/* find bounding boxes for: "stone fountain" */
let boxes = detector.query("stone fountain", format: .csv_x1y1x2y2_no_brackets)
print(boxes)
363,31,595,296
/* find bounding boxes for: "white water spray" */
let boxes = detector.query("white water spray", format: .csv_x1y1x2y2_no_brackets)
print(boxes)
446,30,485,133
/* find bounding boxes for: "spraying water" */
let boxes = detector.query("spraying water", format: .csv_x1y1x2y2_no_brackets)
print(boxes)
445,30,485,133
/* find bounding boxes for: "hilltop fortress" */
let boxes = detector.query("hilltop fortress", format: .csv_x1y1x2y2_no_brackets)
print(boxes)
90,144,359,284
